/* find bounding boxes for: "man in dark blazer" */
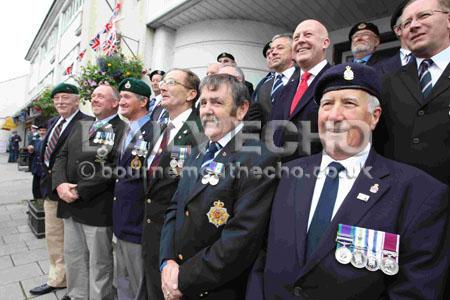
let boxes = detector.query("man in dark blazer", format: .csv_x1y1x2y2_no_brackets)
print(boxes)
113,78,154,300
270,19,331,162
52,84,126,299
141,68,205,299
28,125,47,199
247,63,449,300
160,74,279,300
349,22,386,70
375,0,450,296
248,34,296,126
30,83,91,296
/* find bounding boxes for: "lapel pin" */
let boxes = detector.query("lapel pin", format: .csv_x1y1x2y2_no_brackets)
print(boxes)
222,152,227,157
183,130,188,134
369,184,379,193
357,193,370,202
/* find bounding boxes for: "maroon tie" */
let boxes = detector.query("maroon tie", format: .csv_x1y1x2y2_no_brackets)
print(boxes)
44,119,66,162
289,72,311,116
148,122,174,176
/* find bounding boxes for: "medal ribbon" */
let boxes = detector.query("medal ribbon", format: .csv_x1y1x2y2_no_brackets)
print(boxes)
383,232,399,262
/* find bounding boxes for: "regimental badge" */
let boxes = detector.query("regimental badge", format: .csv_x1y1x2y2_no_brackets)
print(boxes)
358,23,367,29
125,81,131,88
130,155,142,169
206,200,230,228
369,183,379,193
95,145,109,163
343,66,354,81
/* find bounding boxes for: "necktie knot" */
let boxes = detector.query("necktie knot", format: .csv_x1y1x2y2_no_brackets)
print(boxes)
206,141,221,155
301,72,311,82
327,162,345,177
201,141,222,169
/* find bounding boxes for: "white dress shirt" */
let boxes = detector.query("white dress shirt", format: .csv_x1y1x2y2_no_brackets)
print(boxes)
301,59,328,86
416,45,450,87
307,143,371,230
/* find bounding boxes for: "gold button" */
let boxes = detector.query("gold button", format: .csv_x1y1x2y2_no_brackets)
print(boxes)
147,219,151,223
147,198,151,204
178,254,183,260
185,210,189,216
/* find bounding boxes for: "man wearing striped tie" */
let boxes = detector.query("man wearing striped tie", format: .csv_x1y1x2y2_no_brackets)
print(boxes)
375,0,450,296
160,74,279,300
30,83,90,297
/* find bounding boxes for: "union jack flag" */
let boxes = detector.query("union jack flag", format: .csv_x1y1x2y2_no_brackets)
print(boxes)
89,34,101,52
103,22,113,33
63,63,74,76
76,49,86,61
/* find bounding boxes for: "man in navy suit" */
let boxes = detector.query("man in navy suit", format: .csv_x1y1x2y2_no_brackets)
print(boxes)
270,19,331,162
247,63,449,300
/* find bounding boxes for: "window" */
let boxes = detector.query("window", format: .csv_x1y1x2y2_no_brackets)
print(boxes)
61,0,84,32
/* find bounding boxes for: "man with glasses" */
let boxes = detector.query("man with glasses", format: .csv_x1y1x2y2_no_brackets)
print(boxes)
375,1,450,296
30,83,90,297
348,22,385,70
141,68,205,299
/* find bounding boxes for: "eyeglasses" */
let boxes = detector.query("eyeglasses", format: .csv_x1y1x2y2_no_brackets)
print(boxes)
159,78,190,89
399,9,449,30
53,95,75,103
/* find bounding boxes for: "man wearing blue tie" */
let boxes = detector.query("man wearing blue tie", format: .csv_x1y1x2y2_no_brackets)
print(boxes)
246,63,449,300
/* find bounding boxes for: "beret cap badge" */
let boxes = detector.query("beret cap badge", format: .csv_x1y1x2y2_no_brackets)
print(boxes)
343,66,354,81
358,23,367,29
124,81,131,89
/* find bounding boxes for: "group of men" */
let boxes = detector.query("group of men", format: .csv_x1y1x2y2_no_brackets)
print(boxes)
28,0,449,299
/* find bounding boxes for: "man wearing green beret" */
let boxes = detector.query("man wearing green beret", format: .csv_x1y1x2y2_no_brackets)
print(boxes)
30,82,91,297
113,78,153,299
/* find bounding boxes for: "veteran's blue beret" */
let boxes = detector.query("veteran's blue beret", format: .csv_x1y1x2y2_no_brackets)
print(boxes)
118,78,151,98
51,83,79,98
314,63,381,103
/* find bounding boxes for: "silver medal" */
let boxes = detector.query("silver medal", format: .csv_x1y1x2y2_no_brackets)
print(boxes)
335,246,352,264
209,174,219,186
351,249,367,269
201,174,210,185
170,159,178,168
380,257,399,275
365,255,379,271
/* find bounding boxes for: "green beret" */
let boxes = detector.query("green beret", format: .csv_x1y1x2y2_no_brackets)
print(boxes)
118,78,151,98
51,83,79,98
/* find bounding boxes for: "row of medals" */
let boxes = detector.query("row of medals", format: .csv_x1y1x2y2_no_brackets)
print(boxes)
335,238,399,275
94,132,114,145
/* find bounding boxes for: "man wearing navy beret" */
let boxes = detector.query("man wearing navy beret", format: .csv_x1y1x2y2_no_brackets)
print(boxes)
247,63,449,300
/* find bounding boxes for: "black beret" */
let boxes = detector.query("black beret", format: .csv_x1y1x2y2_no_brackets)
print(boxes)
216,52,235,62
263,41,272,58
118,78,151,98
348,22,380,40
51,83,79,98
314,63,381,103
390,0,409,31
148,70,166,81
38,125,47,130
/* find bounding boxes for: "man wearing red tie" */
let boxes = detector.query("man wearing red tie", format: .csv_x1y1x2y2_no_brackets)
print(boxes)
270,19,332,162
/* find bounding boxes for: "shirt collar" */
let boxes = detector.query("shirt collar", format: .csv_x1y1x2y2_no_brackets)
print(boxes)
129,114,150,133
214,122,244,149
59,109,79,124
320,142,371,173
400,48,411,56
276,66,296,80
301,59,328,78
96,113,117,124
416,45,450,71
169,108,192,132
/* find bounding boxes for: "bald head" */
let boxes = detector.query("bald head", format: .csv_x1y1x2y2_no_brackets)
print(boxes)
292,19,330,71
206,63,221,76
218,65,245,82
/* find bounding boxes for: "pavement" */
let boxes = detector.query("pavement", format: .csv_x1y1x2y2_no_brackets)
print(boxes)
0,153,68,299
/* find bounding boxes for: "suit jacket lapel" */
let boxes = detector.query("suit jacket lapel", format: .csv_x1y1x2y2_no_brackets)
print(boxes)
297,149,391,279
399,58,423,105
294,154,322,268
427,61,450,102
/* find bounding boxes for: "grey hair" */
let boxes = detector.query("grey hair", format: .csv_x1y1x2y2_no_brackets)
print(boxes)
367,95,380,113
98,83,120,100
272,33,293,43
200,74,250,109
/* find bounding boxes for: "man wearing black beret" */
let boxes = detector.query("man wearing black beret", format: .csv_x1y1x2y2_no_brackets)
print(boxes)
216,52,255,96
247,63,449,300
349,22,385,69
30,82,91,297
147,70,166,121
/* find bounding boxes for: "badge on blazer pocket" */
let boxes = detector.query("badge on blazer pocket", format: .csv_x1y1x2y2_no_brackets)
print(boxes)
206,200,230,228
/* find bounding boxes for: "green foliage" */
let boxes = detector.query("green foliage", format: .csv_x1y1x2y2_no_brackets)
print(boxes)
33,88,58,118
75,54,145,103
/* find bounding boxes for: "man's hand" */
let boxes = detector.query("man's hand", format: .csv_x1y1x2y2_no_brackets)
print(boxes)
56,183,79,203
161,260,183,300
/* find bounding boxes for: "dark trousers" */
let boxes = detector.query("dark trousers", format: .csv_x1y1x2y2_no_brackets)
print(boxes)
32,175,42,199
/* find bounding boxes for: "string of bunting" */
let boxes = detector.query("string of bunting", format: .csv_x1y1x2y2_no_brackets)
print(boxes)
63,2,122,76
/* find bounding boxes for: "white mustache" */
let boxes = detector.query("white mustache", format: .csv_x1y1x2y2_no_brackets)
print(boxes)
201,115,219,126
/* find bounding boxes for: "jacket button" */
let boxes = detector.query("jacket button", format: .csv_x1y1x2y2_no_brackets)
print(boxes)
147,198,151,204
113,197,116,201
48,170,52,174
178,254,183,260
293,286,302,296
185,210,189,217
199,293,203,297
116,179,119,183
146,218,151,223
412,137,420,144
417,110,425,116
